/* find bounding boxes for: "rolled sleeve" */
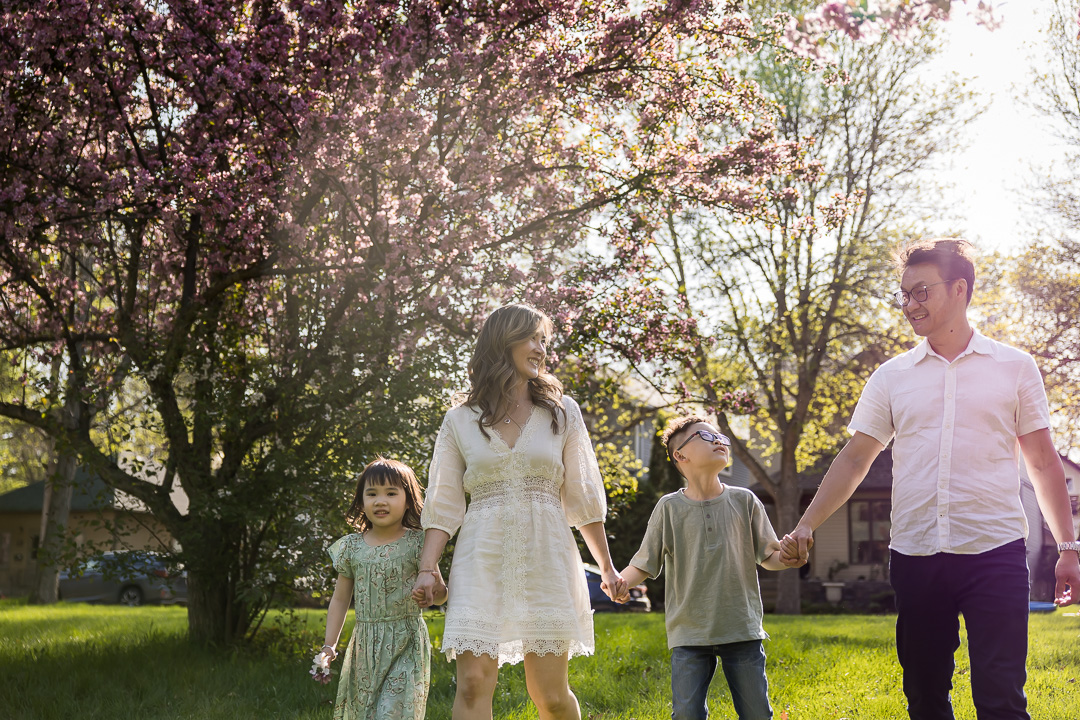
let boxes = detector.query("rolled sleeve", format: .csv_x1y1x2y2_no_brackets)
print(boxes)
421,411,467,537
1015,354,1051,437
559,397,607,528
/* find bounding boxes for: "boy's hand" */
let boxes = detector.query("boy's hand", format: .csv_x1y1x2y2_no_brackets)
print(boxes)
780,528,812,567
599,569,627,602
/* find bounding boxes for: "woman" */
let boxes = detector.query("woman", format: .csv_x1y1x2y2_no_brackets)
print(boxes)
411,303,625,720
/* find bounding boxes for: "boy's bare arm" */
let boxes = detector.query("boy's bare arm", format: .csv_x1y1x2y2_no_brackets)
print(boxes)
759,547,787,572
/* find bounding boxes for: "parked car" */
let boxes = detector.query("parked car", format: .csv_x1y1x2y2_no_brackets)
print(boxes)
58,551,186,606
583,564,651,612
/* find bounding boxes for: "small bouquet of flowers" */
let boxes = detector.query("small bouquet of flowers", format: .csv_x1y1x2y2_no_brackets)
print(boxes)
310,645,336,684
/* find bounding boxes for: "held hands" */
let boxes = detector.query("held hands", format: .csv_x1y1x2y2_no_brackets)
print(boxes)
780,527,813,568
599,568,627,603
411,570,447,608
610,583,632,604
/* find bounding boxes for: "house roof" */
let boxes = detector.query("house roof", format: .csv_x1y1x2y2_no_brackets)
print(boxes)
0,469,122,513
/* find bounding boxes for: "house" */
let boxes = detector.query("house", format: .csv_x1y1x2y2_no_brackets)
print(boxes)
0,467,183,597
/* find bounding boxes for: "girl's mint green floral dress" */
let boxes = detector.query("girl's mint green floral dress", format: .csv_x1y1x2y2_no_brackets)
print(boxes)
328,529,430,720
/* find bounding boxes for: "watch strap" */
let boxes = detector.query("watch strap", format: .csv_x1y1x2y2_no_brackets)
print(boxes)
1057,541,1080,554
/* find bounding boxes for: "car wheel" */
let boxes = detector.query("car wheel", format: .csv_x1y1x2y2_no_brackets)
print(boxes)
118,586,143,606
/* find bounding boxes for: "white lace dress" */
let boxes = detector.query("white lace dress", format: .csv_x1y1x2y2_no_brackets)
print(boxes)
421,396,607,666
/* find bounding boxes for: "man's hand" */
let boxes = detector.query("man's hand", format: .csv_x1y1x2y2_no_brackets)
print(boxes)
780,526,813,568
1054,551,1079,606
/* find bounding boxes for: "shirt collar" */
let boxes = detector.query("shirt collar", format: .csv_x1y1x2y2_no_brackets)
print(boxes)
912,329,994,364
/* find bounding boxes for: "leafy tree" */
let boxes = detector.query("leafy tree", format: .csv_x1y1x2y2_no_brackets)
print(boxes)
0,357,52,495
1010,0,1080,453
562,16,977,613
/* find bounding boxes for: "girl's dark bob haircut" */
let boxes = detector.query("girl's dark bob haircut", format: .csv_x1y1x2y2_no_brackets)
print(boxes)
345,456,424,533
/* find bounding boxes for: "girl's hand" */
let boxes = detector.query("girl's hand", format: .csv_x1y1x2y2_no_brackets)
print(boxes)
412,570,445,608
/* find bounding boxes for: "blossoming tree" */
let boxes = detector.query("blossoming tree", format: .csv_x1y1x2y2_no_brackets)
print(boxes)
0,0,811,643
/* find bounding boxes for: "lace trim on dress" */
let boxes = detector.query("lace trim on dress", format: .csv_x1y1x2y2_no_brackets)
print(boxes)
469,475,562,510
442,606,596,666
441,637,593,667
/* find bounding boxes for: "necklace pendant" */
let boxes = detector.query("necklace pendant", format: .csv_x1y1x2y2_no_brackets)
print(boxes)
504,418,511,424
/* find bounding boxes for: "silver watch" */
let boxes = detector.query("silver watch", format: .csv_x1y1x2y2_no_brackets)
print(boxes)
1058,541,1080,554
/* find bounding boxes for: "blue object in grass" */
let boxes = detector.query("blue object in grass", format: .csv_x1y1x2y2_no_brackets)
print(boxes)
1028,601,1057,613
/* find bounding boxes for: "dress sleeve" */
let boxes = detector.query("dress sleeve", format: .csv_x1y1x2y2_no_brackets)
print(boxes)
421,410,467,537
327,536,353,578
559,396,607,529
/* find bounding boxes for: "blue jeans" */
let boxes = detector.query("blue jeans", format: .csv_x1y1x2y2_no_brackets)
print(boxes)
890,539,1030,720
670,640,772,720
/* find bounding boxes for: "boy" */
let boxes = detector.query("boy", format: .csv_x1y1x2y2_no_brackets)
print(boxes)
613,416,786,720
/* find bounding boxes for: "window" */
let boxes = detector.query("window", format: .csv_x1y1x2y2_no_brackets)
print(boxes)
631,423,652,466
849,500,891,565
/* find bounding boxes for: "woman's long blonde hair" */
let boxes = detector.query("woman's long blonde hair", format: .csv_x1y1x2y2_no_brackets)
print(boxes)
462,303,565,438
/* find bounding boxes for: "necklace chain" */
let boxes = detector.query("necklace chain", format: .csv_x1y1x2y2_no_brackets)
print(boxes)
502,401,525,429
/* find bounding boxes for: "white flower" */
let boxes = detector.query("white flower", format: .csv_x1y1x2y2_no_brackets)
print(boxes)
310,650,333,684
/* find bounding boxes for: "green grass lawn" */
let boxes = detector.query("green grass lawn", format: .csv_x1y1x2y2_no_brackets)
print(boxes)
2,599,1078,719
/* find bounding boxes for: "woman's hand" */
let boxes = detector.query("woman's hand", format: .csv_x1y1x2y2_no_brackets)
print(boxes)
599,568,627,602
412,570,446,608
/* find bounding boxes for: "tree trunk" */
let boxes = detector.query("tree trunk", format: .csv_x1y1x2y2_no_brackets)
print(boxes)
771,480,804,614
187,569,253,646
28,450,77,604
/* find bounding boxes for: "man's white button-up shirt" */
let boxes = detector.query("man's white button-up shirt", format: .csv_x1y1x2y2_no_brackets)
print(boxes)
848,331,1051,556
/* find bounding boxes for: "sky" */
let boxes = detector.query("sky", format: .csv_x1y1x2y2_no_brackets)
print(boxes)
918,0,1067,254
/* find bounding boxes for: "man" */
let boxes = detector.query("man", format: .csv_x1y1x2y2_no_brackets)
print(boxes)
781,238,1079,720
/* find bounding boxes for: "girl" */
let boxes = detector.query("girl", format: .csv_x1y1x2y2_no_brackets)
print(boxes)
411,303,626,720
316,457,446,720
